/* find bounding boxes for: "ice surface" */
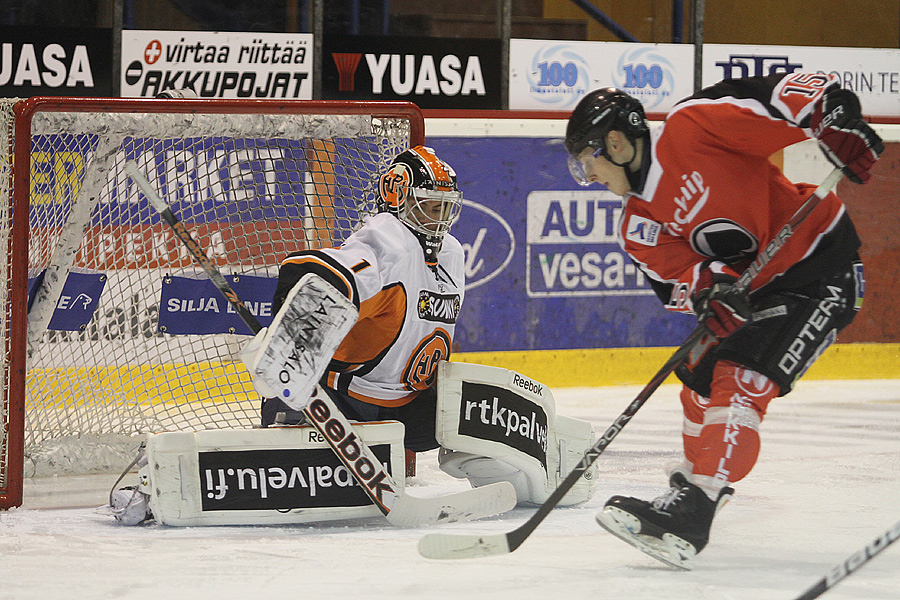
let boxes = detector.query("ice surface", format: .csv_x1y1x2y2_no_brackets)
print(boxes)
3,380,899,600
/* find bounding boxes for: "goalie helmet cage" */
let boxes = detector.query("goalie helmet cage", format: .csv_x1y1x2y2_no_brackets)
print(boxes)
0,97,425,509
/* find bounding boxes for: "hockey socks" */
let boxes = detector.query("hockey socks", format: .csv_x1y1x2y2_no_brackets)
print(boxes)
690,361,777,496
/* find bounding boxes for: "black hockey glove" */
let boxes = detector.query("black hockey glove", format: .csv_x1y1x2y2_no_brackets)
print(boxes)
691,261,751,339
810,86,884,184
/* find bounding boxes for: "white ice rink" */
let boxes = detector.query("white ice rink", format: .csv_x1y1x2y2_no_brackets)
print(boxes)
3,379,899,600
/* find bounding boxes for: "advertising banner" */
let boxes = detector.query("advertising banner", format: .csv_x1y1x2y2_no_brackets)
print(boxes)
0,26,112,97
158,274,276,335
703,44,900,117
199,445,392,511
120,30,313,98
430,136,693,352
322,35,502,109
525,190,654,298
28,269,107,332
508,39,694,112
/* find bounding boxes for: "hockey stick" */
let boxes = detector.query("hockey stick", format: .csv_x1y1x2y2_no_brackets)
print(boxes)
419,167,844,559
125,163,516,527
792,519,900,600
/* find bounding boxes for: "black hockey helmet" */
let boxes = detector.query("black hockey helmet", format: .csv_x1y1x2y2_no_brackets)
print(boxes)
565,88,649,158
377,146,463,266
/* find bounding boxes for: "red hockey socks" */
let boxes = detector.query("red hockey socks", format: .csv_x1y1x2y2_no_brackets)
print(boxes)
679,385,707,468
684,361,778,499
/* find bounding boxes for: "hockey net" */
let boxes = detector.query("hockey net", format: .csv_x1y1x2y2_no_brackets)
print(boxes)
0,97,424,508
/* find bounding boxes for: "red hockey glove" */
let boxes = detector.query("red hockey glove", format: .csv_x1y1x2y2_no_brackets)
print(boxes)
810,87,884,184
691,261,751,339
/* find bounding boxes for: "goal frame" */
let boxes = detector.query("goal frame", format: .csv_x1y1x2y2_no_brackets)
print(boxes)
1,97,425,509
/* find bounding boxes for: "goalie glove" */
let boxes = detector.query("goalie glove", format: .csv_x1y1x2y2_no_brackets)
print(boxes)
810,86,884,184
690,261,751,339
240,273,358,409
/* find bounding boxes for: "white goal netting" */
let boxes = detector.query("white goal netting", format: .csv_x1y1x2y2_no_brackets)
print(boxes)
0,98,422,506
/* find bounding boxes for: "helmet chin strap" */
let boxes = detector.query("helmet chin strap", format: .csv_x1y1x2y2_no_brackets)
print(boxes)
406,224,441,268
605,137,638,169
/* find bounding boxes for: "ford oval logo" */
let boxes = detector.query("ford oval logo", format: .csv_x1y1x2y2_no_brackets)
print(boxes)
458,200,515,290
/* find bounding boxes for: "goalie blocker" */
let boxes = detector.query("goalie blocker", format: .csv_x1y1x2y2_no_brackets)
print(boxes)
436,362,597,507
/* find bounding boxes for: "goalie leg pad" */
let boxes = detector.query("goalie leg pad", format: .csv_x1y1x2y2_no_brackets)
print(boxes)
141,422,405,526
241,273,358,409
554,414,598,506
435,361,597,506
438,449,532,503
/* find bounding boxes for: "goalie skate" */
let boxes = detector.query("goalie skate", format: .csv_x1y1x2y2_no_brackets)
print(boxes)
595,472,732,570
242,273,357,408
108,486,152,526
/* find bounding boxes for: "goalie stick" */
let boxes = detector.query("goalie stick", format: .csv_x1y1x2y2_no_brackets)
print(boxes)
125,162,516,528
792,518,900,600
418,167,844,559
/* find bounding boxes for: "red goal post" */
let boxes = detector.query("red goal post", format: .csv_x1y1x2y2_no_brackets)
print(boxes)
0,97,424,509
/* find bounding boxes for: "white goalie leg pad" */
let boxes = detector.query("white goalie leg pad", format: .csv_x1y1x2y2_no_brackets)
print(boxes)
143,422,405,526
240,273,358,408
435,361,597,506
438,449,533,503
553,413,598,506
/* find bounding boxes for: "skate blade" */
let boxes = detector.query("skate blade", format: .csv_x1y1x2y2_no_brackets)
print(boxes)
596,506,696,570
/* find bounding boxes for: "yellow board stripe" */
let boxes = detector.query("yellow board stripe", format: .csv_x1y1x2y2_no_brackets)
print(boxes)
26,362,256,409
452,342,900,388
24,343,897,410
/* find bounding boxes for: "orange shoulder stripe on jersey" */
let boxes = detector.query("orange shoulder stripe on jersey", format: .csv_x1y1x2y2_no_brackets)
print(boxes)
332,283,406,364
280,253,355,303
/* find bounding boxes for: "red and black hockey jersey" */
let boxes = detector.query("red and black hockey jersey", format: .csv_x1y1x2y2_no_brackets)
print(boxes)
274,213,465,408
620,72,861,314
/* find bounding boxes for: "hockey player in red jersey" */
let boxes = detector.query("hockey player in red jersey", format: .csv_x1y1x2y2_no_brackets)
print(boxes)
260,145,465,455
565,73,883,569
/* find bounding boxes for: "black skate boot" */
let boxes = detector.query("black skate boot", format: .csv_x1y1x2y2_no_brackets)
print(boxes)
595,472,733,570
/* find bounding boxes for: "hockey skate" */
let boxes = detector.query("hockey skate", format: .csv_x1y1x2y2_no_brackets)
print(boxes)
595,472,732,570
109,486,152,526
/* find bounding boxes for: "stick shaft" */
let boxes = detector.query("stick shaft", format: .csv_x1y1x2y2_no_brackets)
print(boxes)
793,519,900,600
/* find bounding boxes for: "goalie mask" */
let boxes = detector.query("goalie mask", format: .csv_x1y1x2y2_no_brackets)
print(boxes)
377,146,463,266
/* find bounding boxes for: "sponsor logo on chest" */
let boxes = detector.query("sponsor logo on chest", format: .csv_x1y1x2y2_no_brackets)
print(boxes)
417,290,461,324
625,215,662,246
669,170,709,234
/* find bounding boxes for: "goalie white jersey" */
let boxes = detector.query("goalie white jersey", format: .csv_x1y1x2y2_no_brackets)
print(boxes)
275,212,465,407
